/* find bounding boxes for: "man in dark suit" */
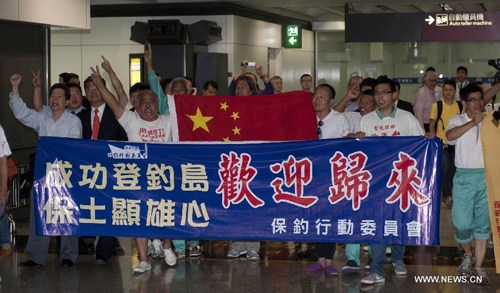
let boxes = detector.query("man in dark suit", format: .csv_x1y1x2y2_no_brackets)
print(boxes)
78,76,127,264
394,81,414,114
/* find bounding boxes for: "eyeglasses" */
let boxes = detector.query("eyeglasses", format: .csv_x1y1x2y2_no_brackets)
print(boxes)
467,97,483,103
374,90,393,96
317,120,324,139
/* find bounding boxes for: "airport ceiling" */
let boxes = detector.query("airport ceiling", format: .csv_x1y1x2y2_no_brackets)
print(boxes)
90,0,500,22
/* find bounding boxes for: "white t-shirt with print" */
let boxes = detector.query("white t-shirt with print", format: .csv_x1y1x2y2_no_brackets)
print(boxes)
0,124,12,158
118,110,172,142
360,108,424,137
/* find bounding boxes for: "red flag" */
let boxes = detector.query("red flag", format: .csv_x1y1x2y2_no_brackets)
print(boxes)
172,91,317,142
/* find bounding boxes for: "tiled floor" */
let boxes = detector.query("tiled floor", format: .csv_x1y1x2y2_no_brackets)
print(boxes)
0,206,498,292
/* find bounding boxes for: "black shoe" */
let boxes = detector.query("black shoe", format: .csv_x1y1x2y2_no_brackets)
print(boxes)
20,260,43,267
95,258,107,265
297,250,309,260
61,259,74,267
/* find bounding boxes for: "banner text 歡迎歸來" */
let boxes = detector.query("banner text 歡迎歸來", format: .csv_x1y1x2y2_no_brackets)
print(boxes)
33,136,441,245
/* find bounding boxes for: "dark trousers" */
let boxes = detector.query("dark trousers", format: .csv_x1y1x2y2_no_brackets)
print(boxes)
95,237,118,261
424,123,430,133
315,243,336,259
442,146,456,199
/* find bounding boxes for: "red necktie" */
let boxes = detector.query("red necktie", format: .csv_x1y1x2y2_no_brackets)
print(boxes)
91,108,100,140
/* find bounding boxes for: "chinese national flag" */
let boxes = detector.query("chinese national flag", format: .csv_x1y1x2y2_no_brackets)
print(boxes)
170,91,317,142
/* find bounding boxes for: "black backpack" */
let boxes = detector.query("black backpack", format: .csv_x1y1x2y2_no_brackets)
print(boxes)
435,100,463,132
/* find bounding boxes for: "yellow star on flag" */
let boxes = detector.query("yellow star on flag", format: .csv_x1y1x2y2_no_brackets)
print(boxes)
187,107,213,132
230,112,240,121
223,137,231,142
232,126,241,135
220,102,229,111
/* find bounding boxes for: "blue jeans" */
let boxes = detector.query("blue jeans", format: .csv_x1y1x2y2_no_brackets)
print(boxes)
370,244,405,278
0,213,11,246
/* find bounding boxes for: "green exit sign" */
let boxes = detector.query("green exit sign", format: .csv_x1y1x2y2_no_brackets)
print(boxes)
283,24,302,48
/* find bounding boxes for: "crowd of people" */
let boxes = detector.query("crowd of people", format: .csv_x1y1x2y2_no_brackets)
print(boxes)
1,45,499,287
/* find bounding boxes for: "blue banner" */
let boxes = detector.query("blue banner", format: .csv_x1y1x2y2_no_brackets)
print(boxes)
33,136,442,245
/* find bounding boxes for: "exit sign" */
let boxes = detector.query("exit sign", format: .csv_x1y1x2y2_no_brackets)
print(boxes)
283,24,302,48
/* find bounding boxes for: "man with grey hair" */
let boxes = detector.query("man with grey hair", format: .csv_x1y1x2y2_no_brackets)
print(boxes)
414,70,439,132
334,75,363,113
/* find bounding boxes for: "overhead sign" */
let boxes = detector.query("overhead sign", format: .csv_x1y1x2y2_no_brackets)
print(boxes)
423,12,500,41
346,9,500,42
283,24,302,49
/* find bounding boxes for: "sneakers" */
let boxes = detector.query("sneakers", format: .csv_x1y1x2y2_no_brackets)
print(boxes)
297,250,309,260
459,254,474,276
19,260,43,267
227,249,247,258
341,260,361,274
246,250,260,260
361,272,385,284
306,262,324,272
61,259,74,267
147,240,154,257
364,258,372,272
324,265,338,276
189,245,202,257
152,239,164,258
176,251,186,260
471,267,489,285
392,260,407,275
164,248,177,266
133,261,151,274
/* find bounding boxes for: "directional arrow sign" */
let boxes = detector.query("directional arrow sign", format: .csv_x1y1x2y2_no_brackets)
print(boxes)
425,15,435,25
283,24,302,48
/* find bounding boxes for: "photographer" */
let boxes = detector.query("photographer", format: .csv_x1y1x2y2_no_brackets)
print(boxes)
228,60,274,96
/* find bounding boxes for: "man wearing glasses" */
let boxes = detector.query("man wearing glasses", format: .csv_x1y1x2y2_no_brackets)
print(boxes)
445,82,500,285
357,75,424,285
414,70,439,132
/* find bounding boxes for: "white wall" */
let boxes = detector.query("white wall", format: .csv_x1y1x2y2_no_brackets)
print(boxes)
281,30,314,91
50,15,315,94
1,0,90,29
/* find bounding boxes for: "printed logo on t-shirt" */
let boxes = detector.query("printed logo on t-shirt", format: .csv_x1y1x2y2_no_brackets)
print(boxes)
371,124,400,136
139,127,166,141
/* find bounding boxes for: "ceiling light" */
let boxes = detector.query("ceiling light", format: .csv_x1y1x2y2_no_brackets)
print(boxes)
440,4,454,11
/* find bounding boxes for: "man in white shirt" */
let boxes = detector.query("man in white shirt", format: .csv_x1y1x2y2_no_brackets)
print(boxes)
455,66,469,101
10,74,81,267
445,83,492,285
358,75,424,285
89,66,176,274
306,83,349,276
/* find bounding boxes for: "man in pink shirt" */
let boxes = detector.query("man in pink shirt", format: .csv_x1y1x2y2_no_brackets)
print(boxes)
414,70,439,132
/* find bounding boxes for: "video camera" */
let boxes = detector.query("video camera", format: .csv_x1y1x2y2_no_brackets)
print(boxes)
487,59,500,85
489,59,500,121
